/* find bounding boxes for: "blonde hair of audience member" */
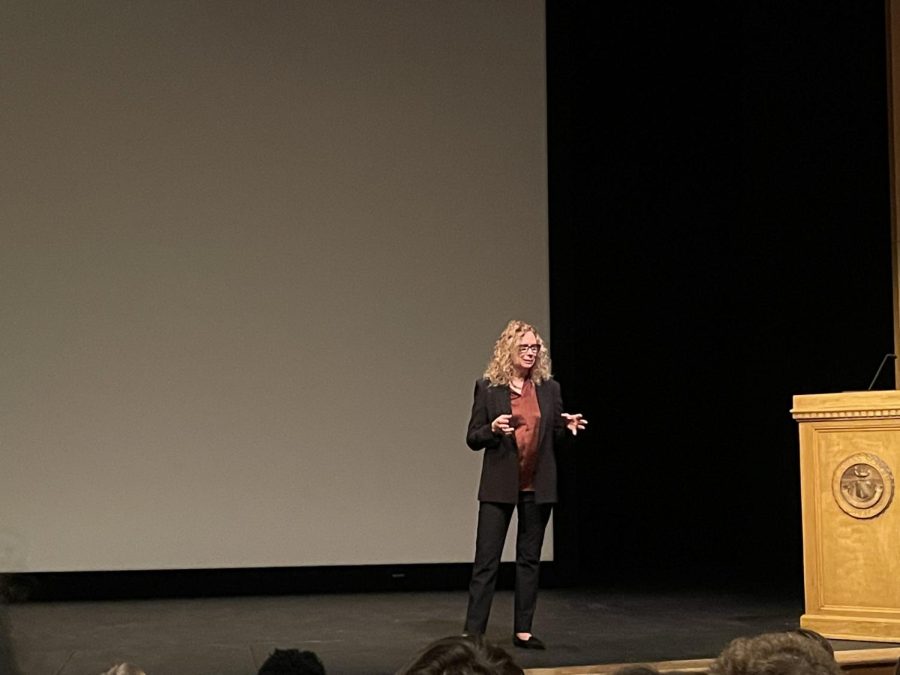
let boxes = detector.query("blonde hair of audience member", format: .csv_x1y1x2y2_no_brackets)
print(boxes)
101,664,147,675
711,631,841,675
396,634,524,675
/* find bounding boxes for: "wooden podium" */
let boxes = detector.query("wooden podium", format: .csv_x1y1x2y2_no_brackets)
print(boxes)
792,391,900,642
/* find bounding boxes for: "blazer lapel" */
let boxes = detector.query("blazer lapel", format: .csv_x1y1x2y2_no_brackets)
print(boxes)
536,381,551,448
493,384,512,415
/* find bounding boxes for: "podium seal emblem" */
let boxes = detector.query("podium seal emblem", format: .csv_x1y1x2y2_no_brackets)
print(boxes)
832,453,894,519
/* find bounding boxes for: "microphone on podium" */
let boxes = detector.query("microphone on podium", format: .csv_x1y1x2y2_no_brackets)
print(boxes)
867,352,897,391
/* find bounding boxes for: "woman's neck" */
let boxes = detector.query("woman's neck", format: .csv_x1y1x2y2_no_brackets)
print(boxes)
511,368,531,386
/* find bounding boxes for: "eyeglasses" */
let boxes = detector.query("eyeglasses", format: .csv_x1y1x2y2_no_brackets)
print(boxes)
517,344,541,354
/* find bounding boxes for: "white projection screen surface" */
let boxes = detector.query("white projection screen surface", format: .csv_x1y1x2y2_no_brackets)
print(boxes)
0,1,550,572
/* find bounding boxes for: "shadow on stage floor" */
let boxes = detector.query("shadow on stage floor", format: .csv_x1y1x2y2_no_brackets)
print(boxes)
1,583,894,675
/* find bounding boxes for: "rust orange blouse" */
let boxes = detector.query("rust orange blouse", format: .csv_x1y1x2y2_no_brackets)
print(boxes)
511,379,541,491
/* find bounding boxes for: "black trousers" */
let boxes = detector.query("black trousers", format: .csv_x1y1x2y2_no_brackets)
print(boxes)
464,492,553,635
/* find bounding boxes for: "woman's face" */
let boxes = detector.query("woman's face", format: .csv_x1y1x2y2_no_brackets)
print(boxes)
512,331,541,374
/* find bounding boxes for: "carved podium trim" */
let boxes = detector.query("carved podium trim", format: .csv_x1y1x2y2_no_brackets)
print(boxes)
794,409,900,420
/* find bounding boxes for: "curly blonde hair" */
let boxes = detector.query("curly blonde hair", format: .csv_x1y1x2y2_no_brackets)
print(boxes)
484,319,552,386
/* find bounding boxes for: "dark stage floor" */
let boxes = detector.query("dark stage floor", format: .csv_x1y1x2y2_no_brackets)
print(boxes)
0,586,894,675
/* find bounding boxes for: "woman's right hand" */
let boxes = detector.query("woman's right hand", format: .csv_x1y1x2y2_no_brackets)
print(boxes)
491,414,515,436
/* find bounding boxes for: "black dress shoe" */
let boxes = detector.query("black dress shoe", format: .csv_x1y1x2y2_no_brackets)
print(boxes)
513,634,546,649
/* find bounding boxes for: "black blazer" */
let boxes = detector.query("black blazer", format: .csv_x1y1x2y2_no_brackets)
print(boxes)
466,378,566,504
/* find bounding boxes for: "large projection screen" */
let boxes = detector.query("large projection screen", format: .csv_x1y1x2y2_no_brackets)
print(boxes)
0,1,550,572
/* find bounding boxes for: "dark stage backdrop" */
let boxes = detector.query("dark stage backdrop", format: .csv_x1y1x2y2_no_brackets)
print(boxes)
547,2,894,591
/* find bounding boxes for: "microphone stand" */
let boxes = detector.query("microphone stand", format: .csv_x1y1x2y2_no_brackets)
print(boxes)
867,353,897,391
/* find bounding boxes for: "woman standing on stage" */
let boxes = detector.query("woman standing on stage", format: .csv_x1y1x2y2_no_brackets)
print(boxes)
463,320,587,650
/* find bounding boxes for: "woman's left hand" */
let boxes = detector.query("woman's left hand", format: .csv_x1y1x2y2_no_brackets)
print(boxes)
561,413,588,436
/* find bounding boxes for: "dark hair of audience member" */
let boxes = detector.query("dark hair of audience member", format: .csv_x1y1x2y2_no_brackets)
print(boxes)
711,630,841,675
258,648,326,675
396,634,524,675
788,628,834,658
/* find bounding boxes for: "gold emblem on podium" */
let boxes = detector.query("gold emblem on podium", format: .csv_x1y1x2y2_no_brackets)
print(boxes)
832,453,894,519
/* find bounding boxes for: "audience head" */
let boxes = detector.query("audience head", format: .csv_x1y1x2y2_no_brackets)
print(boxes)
788,628,834,658
258,648,326,675
101,664,147,675
711,630,841,675
396,634,524,675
